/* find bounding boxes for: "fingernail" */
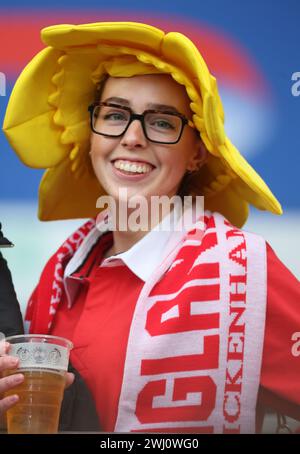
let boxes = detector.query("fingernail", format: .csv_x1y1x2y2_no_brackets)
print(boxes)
10,357,19,366
14,374,24,383
9,395,19,404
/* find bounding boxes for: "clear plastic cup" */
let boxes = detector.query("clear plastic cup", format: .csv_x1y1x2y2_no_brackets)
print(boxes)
4,334,73,434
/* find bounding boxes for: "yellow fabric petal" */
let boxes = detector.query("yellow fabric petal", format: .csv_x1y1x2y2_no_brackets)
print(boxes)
38,158,102,220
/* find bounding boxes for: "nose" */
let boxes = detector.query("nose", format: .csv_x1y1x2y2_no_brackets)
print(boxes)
120,119,147,149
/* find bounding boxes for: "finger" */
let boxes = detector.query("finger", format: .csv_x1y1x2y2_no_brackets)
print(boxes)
0,333,5,356
0,394,19,414
65,372,75,389
0,373,24,395
0,342,10,356
0,356,19,373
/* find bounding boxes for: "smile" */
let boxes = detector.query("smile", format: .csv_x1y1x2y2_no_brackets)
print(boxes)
112,159,154,175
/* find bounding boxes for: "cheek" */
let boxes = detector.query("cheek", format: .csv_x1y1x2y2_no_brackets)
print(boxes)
157,155,187,193
160,147,190,176
90,136,110,169
90,135,102,157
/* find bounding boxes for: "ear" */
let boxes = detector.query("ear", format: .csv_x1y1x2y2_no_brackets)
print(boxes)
186,139,207,172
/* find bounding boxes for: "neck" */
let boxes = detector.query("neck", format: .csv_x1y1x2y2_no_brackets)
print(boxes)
107,229,148,257
104,201,175,257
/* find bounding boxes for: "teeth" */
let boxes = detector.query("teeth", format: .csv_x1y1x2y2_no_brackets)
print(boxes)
113,160,152,174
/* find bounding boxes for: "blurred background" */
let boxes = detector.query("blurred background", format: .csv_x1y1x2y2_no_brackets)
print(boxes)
0,0,299,315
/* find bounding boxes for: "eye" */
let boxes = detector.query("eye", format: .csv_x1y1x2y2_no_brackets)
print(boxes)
148,115,176,130
155,120,173,129
103,111,128,122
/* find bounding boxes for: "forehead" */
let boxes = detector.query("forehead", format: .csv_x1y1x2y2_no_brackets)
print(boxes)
100,74,192,115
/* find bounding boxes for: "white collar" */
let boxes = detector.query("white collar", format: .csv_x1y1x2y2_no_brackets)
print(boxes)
102,205,182,281
64,202,183,283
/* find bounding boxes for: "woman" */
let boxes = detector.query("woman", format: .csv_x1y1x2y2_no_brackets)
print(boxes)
1,21,300,433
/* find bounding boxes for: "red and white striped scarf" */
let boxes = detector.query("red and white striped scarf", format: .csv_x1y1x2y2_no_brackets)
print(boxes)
114,212,267,433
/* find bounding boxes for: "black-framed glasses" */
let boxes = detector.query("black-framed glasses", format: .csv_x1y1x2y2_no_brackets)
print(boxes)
88,102,195,144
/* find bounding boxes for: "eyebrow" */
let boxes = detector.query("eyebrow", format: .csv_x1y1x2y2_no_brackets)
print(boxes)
148,103,180,114
103,97,130,105
103,97,180,113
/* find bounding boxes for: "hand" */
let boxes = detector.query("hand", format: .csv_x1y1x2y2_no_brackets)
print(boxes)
0,342,23,415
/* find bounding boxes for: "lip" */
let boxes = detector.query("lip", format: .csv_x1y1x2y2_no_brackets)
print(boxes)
110,161,155,181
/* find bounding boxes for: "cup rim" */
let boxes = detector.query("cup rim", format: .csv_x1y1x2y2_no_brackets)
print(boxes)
4,334,73,350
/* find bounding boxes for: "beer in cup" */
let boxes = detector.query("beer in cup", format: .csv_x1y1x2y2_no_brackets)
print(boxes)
3,334,73,434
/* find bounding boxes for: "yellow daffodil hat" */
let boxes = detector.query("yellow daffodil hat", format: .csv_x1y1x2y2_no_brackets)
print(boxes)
3,21,282,227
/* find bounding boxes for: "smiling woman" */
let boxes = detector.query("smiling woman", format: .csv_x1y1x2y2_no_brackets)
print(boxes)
1,21,300,434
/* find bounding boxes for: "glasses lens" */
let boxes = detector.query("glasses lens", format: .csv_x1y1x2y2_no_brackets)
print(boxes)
144,112,182,143
92,104,130,136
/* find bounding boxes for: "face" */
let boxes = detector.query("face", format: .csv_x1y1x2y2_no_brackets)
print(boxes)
90,74,206,204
